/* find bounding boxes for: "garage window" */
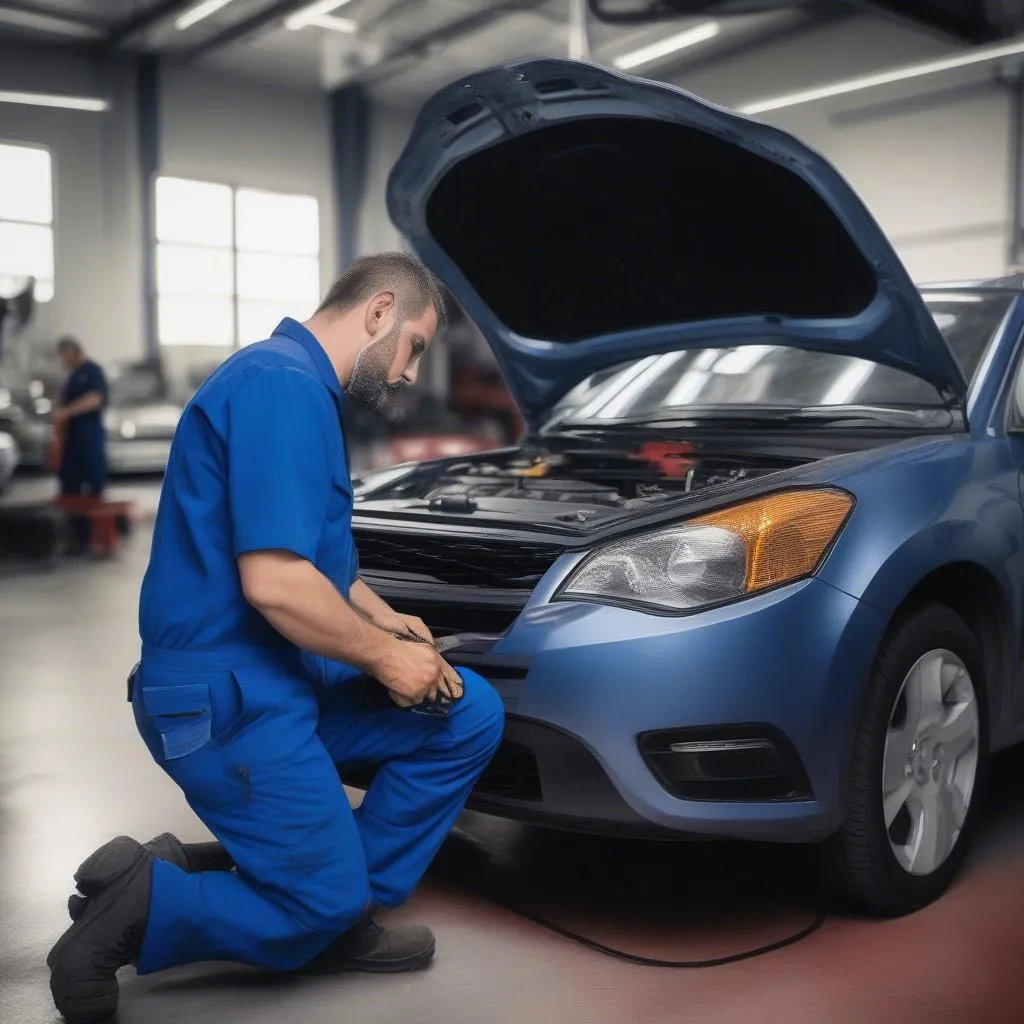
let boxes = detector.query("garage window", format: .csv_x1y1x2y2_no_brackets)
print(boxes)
154,176,321,347
0,143,55,303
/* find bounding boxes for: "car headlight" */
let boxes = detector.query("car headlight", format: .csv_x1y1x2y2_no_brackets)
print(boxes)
558,488,854,613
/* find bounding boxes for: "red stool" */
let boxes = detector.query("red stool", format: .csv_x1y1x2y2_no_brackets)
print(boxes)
53,496,137,557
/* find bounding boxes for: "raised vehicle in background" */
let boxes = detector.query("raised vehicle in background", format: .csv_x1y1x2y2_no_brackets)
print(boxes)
0,429,19,491
0,370,52,468
343,58,1024,917
102,361,182,475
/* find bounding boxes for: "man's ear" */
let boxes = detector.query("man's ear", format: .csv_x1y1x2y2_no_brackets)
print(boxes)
365,292,397,336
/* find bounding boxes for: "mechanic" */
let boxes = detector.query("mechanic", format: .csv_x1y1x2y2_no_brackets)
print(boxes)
47,252,505,1024
53,336,109,553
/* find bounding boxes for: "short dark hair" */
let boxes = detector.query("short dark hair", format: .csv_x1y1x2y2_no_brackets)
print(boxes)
57,336,83,355
316,251,447,332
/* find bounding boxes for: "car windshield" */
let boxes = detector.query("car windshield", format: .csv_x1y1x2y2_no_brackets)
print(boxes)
543,290,1015,429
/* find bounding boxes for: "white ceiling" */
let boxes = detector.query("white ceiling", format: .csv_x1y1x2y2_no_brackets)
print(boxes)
0,0,827,104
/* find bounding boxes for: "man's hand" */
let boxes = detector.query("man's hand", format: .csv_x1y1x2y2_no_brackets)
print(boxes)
366,634,465,709
237,555,457,710
369,635,447,706
438,657,464,702
381,613,433,645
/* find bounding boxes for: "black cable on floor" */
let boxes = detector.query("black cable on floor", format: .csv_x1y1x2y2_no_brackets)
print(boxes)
454,881,830,968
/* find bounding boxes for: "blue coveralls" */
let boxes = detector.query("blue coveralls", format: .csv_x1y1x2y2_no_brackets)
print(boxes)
132,318,504,974
59,358,108,497
60,359,108,546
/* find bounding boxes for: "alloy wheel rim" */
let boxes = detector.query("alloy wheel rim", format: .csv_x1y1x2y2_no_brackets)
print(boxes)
880,648,979,877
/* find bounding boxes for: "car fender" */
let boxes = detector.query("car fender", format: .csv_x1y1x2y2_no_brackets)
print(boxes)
816,440,1023,740
817,436,1021,611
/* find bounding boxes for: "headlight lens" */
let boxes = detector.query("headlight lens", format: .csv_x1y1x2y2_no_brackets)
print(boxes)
559,488,853,613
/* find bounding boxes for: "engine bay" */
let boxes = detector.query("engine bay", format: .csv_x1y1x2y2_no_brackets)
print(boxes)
354,437,809,530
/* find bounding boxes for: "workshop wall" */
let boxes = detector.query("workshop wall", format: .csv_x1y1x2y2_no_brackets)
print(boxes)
356,99,413,257
0,43,337,385
353,12,1013,285
670,13,1013,282
0,42,143,368
157,65,336,388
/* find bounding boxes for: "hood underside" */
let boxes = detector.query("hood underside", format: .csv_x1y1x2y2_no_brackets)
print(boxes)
388,58,966,420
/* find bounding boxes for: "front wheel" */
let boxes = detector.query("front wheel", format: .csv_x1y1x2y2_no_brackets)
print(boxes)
828,603,987,916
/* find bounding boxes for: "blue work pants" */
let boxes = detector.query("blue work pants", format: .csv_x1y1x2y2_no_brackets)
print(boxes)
130,644,504,973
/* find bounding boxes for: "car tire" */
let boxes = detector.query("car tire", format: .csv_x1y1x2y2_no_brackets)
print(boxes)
828,602,988,917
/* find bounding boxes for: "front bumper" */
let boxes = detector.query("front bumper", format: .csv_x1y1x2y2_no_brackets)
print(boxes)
385,573,890,843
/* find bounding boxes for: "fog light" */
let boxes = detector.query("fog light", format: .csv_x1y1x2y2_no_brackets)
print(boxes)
639,727,811,802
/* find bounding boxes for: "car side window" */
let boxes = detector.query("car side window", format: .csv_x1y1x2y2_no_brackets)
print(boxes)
1012,357,1024,427
1003,329,1024,431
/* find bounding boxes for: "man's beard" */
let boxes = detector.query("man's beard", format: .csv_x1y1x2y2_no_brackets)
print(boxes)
343,322,404,411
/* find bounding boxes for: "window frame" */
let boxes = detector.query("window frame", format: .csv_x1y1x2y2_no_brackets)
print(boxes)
0,138,55,303
152,174,322,349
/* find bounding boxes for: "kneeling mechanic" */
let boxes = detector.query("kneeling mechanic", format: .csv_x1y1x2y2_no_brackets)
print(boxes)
47,253,506,1024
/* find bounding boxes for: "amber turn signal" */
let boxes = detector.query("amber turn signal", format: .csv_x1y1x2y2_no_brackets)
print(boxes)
690,488,854,594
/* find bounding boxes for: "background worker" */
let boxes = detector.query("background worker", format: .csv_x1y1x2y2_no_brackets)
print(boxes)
52,336,108,553
46,253,505,1024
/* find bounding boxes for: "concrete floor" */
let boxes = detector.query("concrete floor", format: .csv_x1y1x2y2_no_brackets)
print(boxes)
3,493,1024,1023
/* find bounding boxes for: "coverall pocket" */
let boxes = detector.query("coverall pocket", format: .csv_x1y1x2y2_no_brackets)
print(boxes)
139,680,252,811
141,684,213,761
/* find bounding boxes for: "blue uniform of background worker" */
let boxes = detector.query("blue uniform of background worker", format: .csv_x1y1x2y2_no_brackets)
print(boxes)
47,253,505,1024
54,337,108,551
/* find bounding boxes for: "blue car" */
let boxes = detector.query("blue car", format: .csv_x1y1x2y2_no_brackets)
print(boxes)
348,57,1024,916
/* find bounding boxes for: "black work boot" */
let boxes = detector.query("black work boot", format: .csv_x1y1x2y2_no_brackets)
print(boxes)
297,915,436,975
68,833,234,920
48,836,154,1024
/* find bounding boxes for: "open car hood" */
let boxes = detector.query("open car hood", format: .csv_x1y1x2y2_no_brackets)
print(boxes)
387,58,967,423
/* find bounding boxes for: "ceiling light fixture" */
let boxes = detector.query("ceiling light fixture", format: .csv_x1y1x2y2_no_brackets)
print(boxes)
0,89,108,112
741,34,1024,115
297,13,357,32
0,7,101,38
175,0,239,31
285,0,356,32
613,21,720,71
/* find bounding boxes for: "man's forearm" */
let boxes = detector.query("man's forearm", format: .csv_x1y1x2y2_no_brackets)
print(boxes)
349,577,398,627
238,552,389,673
60,391,104,417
